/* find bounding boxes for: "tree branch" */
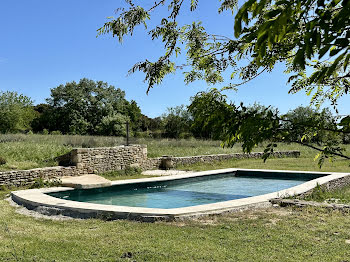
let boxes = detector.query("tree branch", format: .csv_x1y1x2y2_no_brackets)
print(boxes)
292,140,350,160
231,67,268,87
279,118,350,134
148,0,167,12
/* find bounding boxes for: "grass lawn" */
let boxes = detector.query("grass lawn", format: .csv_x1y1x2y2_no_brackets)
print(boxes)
1,188,350,261
299,184,350,204
99,170,157,181
1,135,350,261
177,144,350,173
1,134,350,173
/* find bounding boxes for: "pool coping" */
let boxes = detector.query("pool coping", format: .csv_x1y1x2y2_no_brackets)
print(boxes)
11,168,350,221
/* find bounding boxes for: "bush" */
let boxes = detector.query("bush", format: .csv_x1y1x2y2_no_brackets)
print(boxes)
0,185,8,191
124,165,142,175
0,91,36,133
29,177,61,189
50,130,62,135
342,133,350,144
134,131,151,138
178,132,193,139
97,113,129,136
0,156,6,165
150,130,164,139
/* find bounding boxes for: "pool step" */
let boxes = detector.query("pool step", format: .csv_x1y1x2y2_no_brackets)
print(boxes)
61,174,112,189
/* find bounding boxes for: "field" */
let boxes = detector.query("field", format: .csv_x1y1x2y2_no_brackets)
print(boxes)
1,134,350,173
1,134,350,261
1,188,350,261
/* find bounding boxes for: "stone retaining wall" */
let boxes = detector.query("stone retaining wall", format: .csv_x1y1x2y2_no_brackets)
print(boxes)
144,151,301,169
298,174,350,198
0,145,300,187
0,145,149,187
0,166,81,187
68,145,148,174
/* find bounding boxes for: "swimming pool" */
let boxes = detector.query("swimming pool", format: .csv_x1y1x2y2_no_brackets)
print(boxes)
11,168,349,221
48,171,319,209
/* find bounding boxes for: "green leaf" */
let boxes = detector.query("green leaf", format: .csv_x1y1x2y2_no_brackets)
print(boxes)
318,45,331,59
343,53,350,71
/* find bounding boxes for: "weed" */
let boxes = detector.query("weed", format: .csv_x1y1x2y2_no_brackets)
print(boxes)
0,156,6,165
1,134,350,173
29,177,61,189
102,166,142,177
0,185,8,191
301,183,350,204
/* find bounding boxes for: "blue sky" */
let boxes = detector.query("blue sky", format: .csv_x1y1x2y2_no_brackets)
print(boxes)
1,0,349,117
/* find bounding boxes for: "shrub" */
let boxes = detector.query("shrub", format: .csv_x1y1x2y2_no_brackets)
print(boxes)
178,132,193,139
0,156,6,165
29,177,61,189
0,91,36,133
0,185,8,191
134,131,151,138
124,165,142,175
50,130,62,135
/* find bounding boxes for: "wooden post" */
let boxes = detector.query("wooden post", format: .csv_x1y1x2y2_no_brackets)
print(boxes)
126,121,129,146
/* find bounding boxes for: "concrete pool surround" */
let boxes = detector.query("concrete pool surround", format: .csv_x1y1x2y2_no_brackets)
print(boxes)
11,168,350,221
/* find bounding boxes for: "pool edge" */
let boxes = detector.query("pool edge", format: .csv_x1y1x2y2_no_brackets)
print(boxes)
11,168,350,221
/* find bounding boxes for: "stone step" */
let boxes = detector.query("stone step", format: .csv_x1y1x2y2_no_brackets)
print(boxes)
61,174,111,189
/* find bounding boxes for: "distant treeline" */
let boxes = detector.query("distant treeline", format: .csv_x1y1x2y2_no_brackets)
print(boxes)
0,78,348,144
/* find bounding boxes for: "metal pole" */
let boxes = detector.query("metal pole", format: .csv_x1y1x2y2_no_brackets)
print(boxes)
126,121,129,146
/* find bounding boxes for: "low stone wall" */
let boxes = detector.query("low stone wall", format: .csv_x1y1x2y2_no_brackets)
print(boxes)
270,198,350,212
0,145,301,187
298,174,350,198
145,151,301,169
0,166,81,187
68,145,148,174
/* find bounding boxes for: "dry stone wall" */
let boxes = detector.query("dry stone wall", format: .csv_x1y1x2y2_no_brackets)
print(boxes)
0,166,81,187
0,144,301,187
0,145,149,187
69,145,148,174
298,174,350,198
145,151,301,169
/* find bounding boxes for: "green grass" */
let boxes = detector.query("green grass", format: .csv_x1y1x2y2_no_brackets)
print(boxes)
0,134,124,171
99,168,157,181
1,189,350,261
299,184,350,204
0,134,350,172
1,135,350,260
177,144,350,173
177,156,350,173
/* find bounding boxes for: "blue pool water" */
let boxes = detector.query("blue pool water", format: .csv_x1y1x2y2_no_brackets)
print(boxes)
48,171,321,209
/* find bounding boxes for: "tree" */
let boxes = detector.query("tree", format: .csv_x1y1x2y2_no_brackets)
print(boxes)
97,113,129,136
39,78,139,135
189,89,349,166
98,0,350,163
189,90,230,140
126,100,142,131
0,91,36,133
98,0,349,106
161,105,192,138
282,106,338,144
31,103,62,133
